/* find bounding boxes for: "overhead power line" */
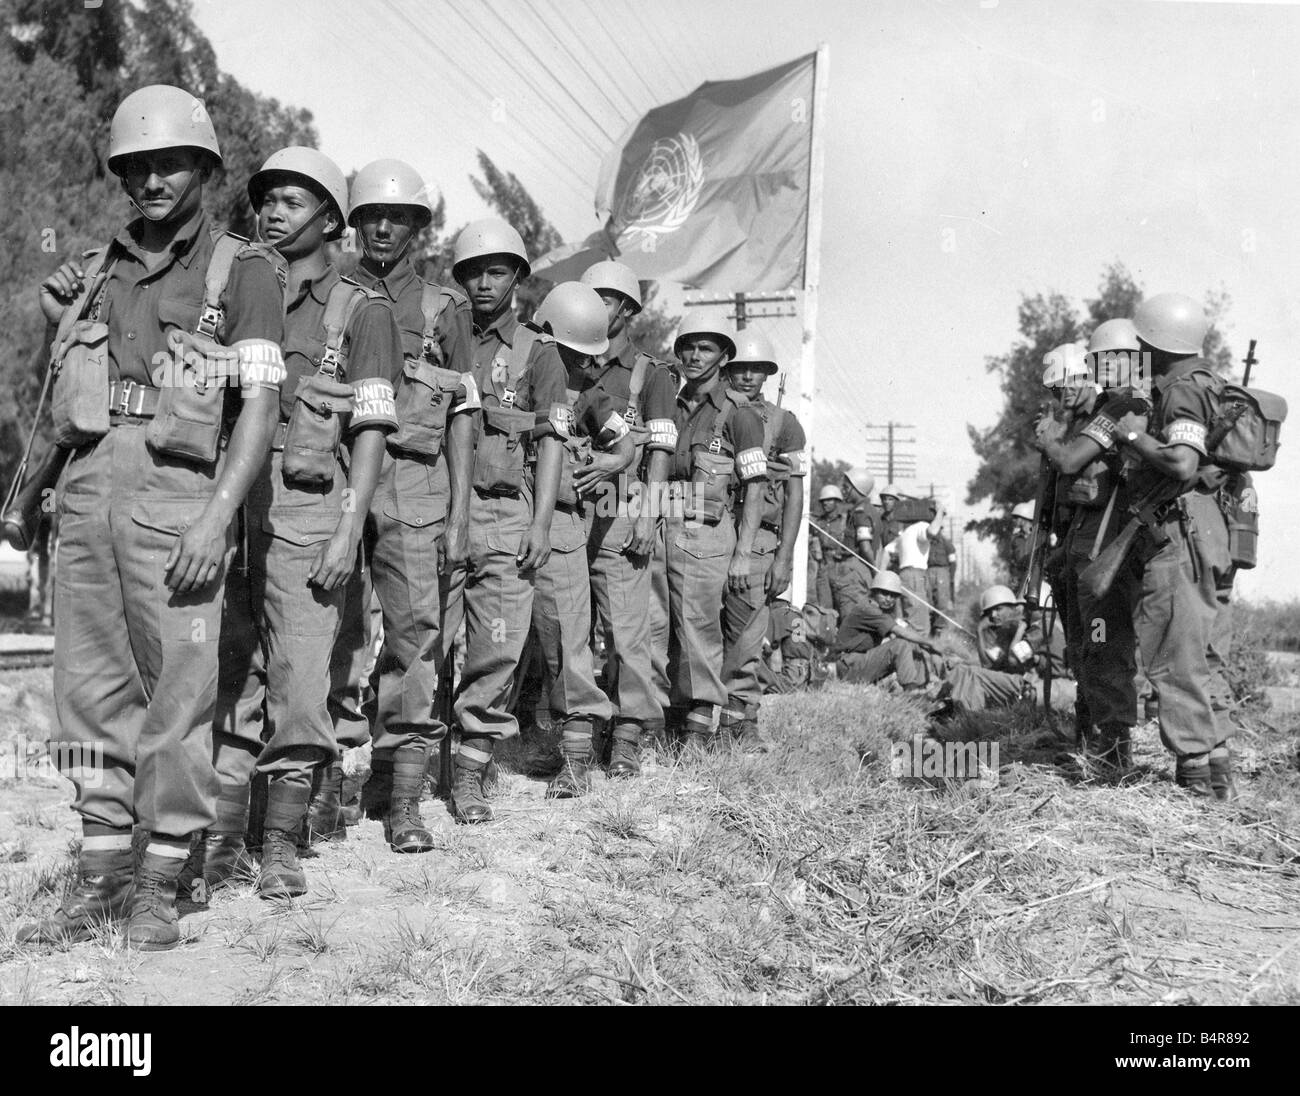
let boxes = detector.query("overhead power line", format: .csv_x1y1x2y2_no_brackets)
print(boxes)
523,0,639,129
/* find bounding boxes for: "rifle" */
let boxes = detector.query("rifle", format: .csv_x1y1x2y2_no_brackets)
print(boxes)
435,640,456,798
2,444,69,550
1018,455,1057,612
776,372,787,408
1243,339,1257,387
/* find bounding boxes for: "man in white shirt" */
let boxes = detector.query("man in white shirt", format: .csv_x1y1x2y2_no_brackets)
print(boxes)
879,498,947,636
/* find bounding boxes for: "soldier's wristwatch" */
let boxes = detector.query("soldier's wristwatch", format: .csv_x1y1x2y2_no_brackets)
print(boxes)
1124,430,1139,444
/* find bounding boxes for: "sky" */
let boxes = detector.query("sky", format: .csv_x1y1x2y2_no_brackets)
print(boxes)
191,0,1300,599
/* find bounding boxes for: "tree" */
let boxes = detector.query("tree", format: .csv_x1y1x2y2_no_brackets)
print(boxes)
965,262,1234,570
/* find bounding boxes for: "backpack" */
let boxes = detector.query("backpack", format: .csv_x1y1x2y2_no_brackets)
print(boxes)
800,603,838,648
1191,369,1288,473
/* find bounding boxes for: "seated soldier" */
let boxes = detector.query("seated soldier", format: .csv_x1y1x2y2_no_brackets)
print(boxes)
936,584,1044,714
830,571,941,688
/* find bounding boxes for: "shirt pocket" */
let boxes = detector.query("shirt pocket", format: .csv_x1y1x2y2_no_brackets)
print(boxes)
389,361,461,458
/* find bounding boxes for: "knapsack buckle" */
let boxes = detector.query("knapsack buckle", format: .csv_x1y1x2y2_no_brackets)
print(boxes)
196,305,222,339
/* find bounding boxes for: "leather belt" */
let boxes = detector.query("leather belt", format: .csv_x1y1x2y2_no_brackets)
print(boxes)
107,380,160,420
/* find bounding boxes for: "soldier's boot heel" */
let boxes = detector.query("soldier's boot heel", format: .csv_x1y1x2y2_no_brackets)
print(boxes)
305,760,346,845
386,747,435,853
1209,745,1238,802
1175,754,1215,800
17,845,134,945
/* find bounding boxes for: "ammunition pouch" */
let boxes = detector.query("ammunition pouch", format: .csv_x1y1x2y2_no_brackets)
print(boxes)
557,436,594,508
146,363,224,465
388,359,461,459
473,404,534,497
282,373,353,487
51,321,110,447
688,449,735,525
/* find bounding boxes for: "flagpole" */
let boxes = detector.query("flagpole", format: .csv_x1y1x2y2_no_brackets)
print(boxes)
793,43,828,608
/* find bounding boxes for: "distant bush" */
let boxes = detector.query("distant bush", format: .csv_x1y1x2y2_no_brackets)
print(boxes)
1225,604,1282,708
1234,599,1300,654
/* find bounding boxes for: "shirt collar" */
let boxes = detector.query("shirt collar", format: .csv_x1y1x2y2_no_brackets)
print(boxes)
598,329,634,367
113,206,208,268
678,377,727,413
354,256,418,302
1153,356,1209,395
475,307,518,344
289,264,341,309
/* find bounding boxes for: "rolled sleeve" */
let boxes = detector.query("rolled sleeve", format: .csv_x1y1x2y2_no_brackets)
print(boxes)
729,405,767,482
344,300,402,434
225,252,286,397
450,371,481,416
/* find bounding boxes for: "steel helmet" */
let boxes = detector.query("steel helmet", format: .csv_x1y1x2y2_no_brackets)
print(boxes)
870,571,904,596
728,331,779,375
248,147,349,240
452,218,531,280
674,309,737,361
535,282,610,356
818,484,844,503
1131,293,1208,355
843,468,875,497
580,260,642,312
107,85,222,175
979,585,1020,614
1041,342,1090,388
1088,318,1140,355
347,158,433,228
879,484,902,500
1011,501,1035,521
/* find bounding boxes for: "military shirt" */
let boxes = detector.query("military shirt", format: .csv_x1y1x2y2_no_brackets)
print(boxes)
815,503,874,559
669,382,766,483
565,360,632,450
927,531,956,568
98,208,285,393
831,597,898,655
353,257,479,417
470,309,567,433
768,600,813,660
280,266,400,433
977,617,1044,672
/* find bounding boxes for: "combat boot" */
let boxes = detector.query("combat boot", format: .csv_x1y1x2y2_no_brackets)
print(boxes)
1175,754,1215,800
306,760,346,844
362,755,394,821
386,746,434,853
17,843,134,945
546,720,594,799
340,769,363,825
1086,723,1133,781
606,722,643,779
124,844,189,951
1209,745,1238,802
450,737,494,824
179,785,253,901
257,779,311,898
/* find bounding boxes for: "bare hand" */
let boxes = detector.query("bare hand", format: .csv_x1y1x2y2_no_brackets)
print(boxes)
309,527,359,591
766,554,793,598
1115,411,1148,438
442,517,469,573
727,551,752,594
1034,414,1067,449
39,261,88,325
516,522,551,572
164,512,229,595
574,450,627,494
622,512,656,560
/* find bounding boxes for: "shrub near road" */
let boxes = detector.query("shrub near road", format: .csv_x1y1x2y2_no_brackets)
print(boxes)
0,670,1298,1005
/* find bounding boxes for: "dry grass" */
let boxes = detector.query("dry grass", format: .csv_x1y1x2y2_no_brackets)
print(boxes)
1,665,1298,1005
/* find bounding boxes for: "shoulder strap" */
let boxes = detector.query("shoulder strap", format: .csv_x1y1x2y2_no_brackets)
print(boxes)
319,280,369,378
709,390,746,453
50,248,113,366
195,232,247,338
418,282,457,362
502,324,549,407
624,351,652,424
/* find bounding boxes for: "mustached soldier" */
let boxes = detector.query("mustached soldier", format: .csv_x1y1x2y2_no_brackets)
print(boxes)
20,86,286,949
719,331,808,750
325,159,478,851
577,260,679,772
448,219,568,823
211,148,400,899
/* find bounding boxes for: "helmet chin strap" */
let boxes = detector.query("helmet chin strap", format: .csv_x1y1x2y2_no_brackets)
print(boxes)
129,167,203,223
365,231,416,272
254,198,332,254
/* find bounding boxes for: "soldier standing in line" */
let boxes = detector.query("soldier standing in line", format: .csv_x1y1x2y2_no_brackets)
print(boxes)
1108,294,1236,799
20,87,287,947
812,476,874,619
578,261,679,769
663,311,768,748
718,331,808,750
447,219,567,822
840,467,881,560
327,159,478,851
228,148,401,898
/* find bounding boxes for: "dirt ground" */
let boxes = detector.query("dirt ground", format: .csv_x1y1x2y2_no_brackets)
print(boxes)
1,666,1298,1006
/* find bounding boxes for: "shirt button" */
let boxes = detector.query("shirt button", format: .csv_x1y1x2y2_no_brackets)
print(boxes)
126,331,136,340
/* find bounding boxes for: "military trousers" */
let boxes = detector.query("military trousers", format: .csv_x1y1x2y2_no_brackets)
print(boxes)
721,526,779,720
925,565,953,635
664,513,736,713
587,497,661,728
452,489,537,741
328,557,373,753
826,554,871,619
1128,502,1227,758
531,506,613,726
945,662,1028,712
837,637,924,687
898,567,930,636
243,448,351,783
1069,529,1136,730
54,421,232,837
1185,491,1235,711
648,520,672,713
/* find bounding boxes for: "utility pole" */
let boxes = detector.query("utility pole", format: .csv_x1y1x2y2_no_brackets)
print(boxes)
684,290,799,331
863,421,916,484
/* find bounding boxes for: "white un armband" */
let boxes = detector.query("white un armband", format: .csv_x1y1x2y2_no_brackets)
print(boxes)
1081,413,1118,450
647,418,677,450
234,339,287,395
1164,419,1208,454
452,371,481,414
783,449,809,476
601,410,630,444
350,378,398,431
737,447,767,481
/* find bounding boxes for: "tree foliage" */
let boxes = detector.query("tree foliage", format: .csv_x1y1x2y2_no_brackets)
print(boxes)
965,262,1235,570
